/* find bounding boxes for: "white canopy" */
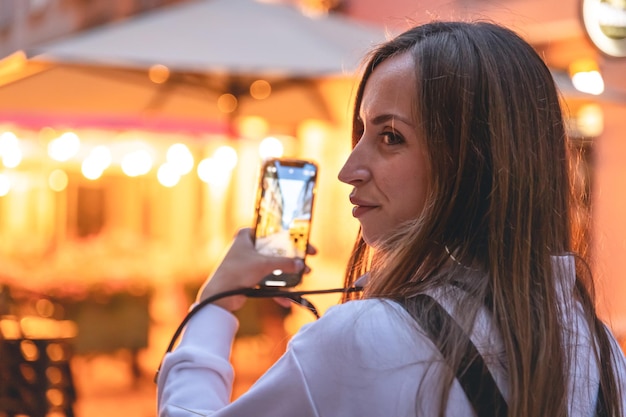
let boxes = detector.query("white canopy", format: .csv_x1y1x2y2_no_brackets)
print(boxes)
0,0,388,132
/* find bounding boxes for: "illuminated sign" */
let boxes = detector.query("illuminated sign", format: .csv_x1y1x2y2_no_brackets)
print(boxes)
582,0,626,57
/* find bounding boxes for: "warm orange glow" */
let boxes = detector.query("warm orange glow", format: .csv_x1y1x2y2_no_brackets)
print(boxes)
0,50,27,85
35,298,55,318
46,366,63,384
298,119,328,143
577,103,604,137
217,93,238,113
250,79,272,100
46,342,65,361
0,318,20,338
149,64,170,84
0,173,11,196
48,169,68,192
20,339,39,361
20,363,36,383
46,387,64,406
237,116,269,138
569,58,599,75
25,319,77,340
38,126,57,141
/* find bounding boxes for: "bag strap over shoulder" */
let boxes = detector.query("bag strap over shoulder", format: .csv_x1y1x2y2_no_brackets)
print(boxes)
402,294,508,417
402,293,607,417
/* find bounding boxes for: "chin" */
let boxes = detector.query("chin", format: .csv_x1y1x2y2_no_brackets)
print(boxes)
361,231,381,249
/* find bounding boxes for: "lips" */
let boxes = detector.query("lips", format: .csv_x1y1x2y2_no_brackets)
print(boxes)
349,195,379,219
352,205,377,218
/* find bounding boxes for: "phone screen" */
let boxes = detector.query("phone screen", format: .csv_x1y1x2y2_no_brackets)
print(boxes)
253,158,318,287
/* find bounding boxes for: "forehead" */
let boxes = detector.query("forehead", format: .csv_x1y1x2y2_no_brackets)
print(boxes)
372,52,415,80
361,53,417,117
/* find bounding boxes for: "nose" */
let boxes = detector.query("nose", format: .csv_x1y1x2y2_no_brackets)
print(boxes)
338,141,371,185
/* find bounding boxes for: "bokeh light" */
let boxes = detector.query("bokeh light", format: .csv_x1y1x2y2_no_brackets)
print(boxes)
259,136,284,159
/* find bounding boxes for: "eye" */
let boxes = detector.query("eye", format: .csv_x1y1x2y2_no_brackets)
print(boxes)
381,130,405,146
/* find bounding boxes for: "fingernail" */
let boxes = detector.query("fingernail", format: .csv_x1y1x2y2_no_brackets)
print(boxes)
294,259,304,272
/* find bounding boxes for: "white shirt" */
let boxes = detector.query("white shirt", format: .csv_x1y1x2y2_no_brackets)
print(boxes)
157,257,626,416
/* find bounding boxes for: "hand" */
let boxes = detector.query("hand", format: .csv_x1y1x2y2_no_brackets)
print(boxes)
196,228,313,312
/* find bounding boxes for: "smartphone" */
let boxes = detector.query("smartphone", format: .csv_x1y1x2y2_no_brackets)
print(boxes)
252,158,318,287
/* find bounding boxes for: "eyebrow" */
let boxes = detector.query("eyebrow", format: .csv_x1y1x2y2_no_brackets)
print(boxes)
368,113,415,127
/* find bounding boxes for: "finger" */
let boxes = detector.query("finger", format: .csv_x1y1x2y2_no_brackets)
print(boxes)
233,227,254,247
258,256,304,277
306,243,318,255
273,297,293,308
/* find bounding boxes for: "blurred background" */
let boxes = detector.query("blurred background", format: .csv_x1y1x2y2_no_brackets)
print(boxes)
0,0,624,416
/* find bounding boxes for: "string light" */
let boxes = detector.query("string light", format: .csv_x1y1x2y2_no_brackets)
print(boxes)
121,149,153,177
0,131,22,168
48,169,68,192
0,173,11,196
166,143,194,175
157,162,181,187
569,59,605,96
259,136,284,159
48,132,80,162
213,145,238,170
82,145,112,180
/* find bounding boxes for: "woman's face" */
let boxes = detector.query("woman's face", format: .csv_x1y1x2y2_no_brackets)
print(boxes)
338,52,429,247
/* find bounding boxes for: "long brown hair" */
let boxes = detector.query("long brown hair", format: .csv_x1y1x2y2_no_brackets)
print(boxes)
343,21,623,417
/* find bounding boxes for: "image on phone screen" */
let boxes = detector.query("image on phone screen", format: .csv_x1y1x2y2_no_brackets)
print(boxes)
253,158,317,286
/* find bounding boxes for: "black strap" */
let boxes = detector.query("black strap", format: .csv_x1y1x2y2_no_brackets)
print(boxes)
403,294,508,417
596,387,608,417
595,353,609,417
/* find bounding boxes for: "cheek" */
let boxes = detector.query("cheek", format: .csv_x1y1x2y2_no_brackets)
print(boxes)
396,166,429,220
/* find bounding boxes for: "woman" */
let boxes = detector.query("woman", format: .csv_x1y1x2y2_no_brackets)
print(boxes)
157,21,626,416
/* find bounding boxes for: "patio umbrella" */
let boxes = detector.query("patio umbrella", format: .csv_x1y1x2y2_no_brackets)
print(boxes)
0,0,386,133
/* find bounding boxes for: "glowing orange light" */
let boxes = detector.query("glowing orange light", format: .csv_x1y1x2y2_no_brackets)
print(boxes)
250,80,272,100
238,116,269,138
217,93,238,113
149,64,170,84
46,388,64,406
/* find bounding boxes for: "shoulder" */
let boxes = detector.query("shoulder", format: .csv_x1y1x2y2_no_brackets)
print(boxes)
280,299,477,416
298,298,413,339
289,299,438,366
